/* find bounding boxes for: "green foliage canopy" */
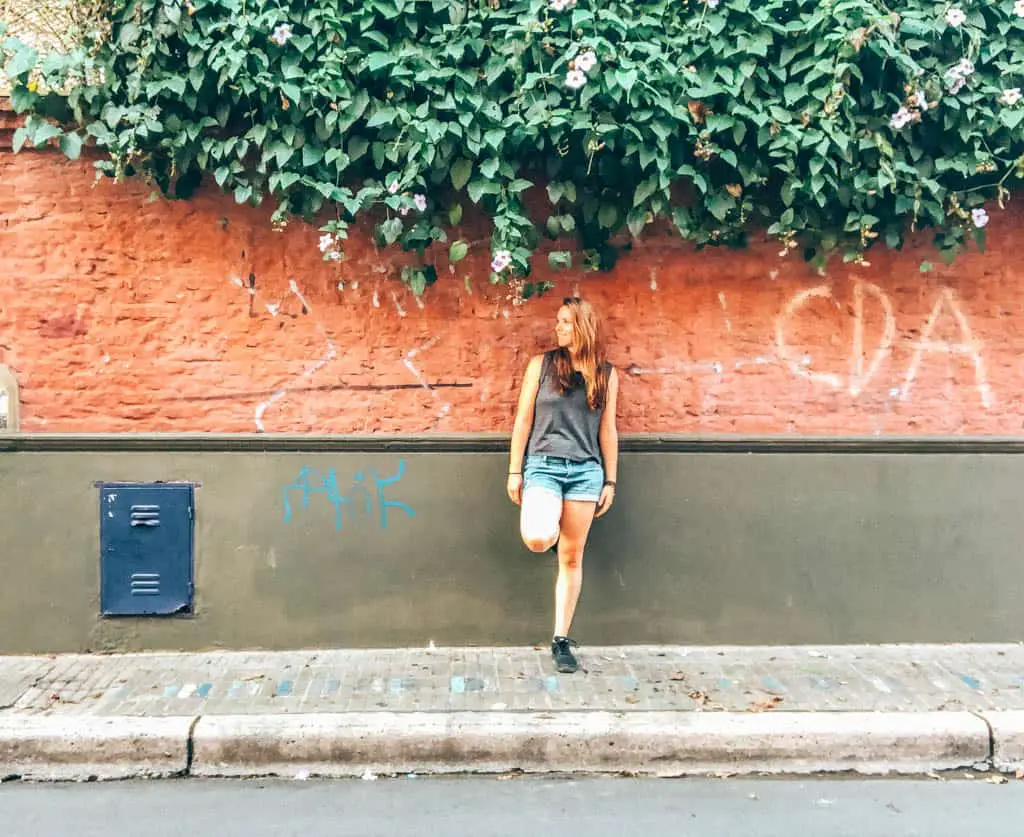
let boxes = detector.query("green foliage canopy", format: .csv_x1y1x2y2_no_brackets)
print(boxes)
4,0,1023,292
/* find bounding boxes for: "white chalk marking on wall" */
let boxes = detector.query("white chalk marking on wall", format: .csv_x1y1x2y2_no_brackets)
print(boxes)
717,291,732,334
630,361,723,376
775,284,843,390
253,280,338,432
402,335,452,422
902,287,994,408
848,281,895,397
391,291,407,318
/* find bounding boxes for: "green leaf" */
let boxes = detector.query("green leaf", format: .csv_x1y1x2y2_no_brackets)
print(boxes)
614,69,638,92
380,218,403,245
919,261,933,273
1000,110,1024,131
348,136,369,161
450,158,472,191
449,240,469,262
633,177,658,206
448,203,463,225
12,126,28,153
6,44,38,78
598,205,618,229
59,132,83,160
467,178,498,203
548,251,572,270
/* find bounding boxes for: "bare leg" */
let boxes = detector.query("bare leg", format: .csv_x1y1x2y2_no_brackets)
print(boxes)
553,500,597,637
520,487,562,553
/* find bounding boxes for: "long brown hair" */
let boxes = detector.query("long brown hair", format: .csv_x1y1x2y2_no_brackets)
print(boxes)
553,297,610,410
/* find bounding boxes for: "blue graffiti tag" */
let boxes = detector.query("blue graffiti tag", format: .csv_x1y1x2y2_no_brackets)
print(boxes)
282,460,416,531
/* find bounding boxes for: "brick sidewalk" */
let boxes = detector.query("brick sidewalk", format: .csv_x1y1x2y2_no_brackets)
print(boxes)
2,644,1022,718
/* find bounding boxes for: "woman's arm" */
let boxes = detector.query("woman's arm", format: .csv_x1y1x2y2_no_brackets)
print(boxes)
507,354,544,504
596,367,619,517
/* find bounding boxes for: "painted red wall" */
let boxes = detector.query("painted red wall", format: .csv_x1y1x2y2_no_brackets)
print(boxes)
2,100,1022,435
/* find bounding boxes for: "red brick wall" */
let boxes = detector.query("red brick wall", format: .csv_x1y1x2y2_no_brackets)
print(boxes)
2,102,1022,435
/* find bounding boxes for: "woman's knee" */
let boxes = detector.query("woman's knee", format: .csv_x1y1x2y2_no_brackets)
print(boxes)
557,539,585,569
523,533,558,553
521,518,558,552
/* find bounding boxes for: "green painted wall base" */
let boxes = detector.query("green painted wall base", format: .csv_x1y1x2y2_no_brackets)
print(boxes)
0,435,1020,653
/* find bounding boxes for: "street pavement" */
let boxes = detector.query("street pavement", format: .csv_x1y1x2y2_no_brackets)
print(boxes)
0,643,1023,780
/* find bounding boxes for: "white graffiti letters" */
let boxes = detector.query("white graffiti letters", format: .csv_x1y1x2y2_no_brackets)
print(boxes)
776,281,992,407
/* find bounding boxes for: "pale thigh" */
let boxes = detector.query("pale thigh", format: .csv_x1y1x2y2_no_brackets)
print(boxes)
520,486,562,543
559,499,597,551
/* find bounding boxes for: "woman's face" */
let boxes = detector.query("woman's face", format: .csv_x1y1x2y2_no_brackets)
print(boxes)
555,306,575,349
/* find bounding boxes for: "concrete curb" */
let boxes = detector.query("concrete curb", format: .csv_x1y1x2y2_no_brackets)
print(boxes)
191,711,991,779
0,715,194,781
982,711,1024,772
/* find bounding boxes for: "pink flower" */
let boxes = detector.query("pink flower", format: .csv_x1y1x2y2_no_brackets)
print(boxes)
270,24,293,46
491,250,512,273
575,50,598,73
972,208,989,228
890,107,913,130
1000,88,1022,107
565,69,587,90
945,7,966,27
387,181,400,194
414,194,427,212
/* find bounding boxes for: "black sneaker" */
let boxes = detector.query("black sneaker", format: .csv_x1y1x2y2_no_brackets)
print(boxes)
551,636,579,673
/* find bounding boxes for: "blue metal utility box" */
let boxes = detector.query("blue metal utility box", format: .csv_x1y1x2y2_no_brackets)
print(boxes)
99,482,195,616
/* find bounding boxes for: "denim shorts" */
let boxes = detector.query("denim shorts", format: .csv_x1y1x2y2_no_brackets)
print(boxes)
523,456,604,503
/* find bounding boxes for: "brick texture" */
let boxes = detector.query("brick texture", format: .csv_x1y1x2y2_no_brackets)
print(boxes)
1,100,1022,435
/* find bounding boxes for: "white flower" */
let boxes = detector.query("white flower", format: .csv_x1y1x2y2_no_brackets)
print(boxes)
972,208,989,228
318,233,335,253
945,7,966,27
491,250,512,273
1015,0,1024,18
948,74,967,94
325,250,342,262
549,0,576,10
565,69,587,90
270,23,293,46
399,206,410,216
387,181,400,194
954,58,975,77
914,91,928,110
707,0,720,7
575,50,598,73
890,106,914,129
414,194,427,212
1000,88,1022,106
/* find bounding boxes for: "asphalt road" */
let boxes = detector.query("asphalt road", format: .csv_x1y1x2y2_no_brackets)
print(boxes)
2,776,1022,836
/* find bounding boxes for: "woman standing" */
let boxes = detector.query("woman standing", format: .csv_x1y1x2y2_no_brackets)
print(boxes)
507,297,619,674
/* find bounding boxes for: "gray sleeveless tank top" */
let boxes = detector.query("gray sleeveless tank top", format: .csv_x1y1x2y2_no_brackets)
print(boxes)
526,351,608,464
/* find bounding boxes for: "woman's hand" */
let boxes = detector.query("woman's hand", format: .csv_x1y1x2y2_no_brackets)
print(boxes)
507,473,524,505
595,483,615,517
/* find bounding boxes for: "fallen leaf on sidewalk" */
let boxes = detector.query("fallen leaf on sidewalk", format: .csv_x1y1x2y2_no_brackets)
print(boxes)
669,672,686,681
748,696,784,712
688,689,711,705
925,772,946,782
1016,768,1024,780
986,775,1009,785
625,696,640,704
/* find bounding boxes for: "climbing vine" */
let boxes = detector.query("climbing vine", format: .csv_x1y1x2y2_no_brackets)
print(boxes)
3,0,1023,294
